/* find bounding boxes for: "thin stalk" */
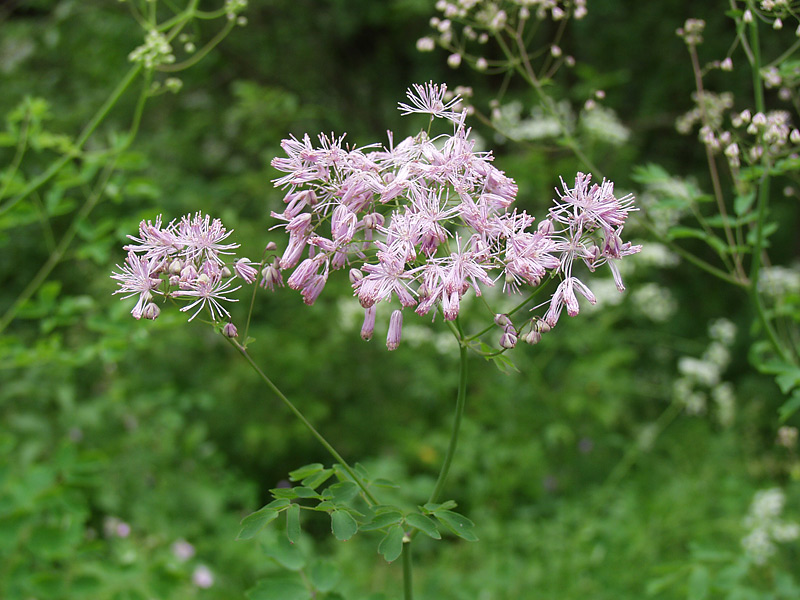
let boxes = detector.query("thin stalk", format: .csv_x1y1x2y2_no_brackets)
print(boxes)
428,320,469,505
229,340,380,506
159,19,235,72
0,64,142,216
402,541,413,600
0,106,31,201
746,7,795,364
687,43,743,279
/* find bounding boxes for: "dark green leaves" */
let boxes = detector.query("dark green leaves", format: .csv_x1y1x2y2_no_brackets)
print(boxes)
330,510,358,541
237,507,280,540
378,525,404,562
286,504,301,544
405,513,441,539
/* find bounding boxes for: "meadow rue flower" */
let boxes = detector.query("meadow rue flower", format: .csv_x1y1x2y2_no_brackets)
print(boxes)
268,83,641,350
112,213,251,326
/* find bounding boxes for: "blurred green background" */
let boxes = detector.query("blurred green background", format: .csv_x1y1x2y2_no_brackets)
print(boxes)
0,1,798,599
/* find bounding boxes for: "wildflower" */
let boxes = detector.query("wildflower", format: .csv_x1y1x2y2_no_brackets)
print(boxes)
111,252,162,320
269,84,640,349
398,82,462,122
173,272,241,321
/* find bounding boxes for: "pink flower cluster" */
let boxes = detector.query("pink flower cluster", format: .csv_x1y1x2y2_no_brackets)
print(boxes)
270,82,641,350
111,213,258,325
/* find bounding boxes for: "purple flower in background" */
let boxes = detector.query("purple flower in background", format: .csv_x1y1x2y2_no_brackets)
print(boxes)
192,565,214,588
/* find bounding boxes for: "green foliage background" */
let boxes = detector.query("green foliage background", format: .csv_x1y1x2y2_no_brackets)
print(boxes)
1,1,798,599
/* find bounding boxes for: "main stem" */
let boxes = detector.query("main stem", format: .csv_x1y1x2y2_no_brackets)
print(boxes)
746,7,794,365
428,323,469,505
402,541,413,600
230,340,380,506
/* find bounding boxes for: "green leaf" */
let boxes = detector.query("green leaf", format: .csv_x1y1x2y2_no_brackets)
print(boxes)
405,513,441,539
328,481,359,504
247,576,311,600
286,504,301,544
289,463,324,482
435,510,478,541
308,559,341,593
237,507,279,540
293,486,319,499
271,487,299,500
263,537,306,571
372,478,400,489
302,469,333,490
330,510,358,541
266,499,291,510
378,525,404,563
734,191,756,216
421,500,457,513
779,390,800,422
360,511,403,531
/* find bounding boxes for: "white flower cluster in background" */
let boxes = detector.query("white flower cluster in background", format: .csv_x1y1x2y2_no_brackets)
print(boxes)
673,318,737,426
741,488,800,565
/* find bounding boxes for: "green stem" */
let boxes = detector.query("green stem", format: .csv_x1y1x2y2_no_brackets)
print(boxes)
402,541,413,600
229,340,380,506
0,71,151,335
428,321,468,505
0,64,142,217
746,6,794,364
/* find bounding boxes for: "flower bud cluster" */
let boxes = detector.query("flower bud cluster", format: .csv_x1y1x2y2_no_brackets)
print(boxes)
676,18,705,46
128,30,176,69
112,213,257,326
420,1,584,77
270,82,640,350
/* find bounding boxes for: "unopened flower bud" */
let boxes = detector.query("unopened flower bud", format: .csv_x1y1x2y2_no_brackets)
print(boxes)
387,309,403,351
774,18,783,30
494,313,512,327
720,57,733,71
791,129,800,144
500,331,517,349
361,305,376,341
169,259,183,275
265,241,277,252
752,112,767,126
169,274,180,287
222,322,238,338
550,45,562,58
349,268,364,284
447,53,462,68
221,266,232,278
143,302,160,320
522,329,541,345
743,9,753,23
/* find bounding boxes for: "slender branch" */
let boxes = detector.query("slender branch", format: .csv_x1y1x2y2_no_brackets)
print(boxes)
0,71,152,335
0,105,31,201
229,340,380,506
0,64,142,217
687,43,744,280
428,320,469,505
